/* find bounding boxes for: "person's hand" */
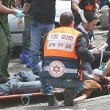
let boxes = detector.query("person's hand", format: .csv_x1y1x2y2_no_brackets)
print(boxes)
15,9,25,18
89,47,100,54
101,5,109,14
95,8,101,18
105,77,110,83
78,9,87,23
11,6,25,18
90,44,98,49
98,43,108,51
17,17,23,29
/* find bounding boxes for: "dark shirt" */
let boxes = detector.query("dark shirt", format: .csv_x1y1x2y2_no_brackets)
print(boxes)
105,0,110,8
25,0,56,23
76,34,95,64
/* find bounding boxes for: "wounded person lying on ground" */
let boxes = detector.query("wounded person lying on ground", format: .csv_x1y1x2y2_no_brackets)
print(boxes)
74,59,110,103
0,71,41,95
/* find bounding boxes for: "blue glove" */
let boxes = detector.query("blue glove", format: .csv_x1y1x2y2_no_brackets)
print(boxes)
98,63,105,71
15,9,25,18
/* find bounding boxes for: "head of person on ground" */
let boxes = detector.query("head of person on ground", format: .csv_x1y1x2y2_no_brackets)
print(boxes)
60,12,74,28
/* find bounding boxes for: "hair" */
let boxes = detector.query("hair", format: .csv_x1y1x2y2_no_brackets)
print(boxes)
84,12,98,23
60,12,74,26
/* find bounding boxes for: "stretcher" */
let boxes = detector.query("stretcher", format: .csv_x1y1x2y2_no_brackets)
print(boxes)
0,90,63,105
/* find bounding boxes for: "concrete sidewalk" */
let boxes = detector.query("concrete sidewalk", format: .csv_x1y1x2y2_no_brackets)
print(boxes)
8,59,32,76
1,95,110,110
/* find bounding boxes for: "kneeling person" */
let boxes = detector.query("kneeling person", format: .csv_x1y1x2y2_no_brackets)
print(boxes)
40,12,94,106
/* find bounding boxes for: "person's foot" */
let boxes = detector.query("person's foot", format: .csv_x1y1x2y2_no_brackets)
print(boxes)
63,89,74,106
47,95,58,106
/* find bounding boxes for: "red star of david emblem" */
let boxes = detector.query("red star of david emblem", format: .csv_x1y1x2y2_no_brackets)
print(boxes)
53,65,60,73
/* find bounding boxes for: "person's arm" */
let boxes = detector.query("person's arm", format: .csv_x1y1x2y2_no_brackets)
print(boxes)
71,0,87,23
14,0,21,6
17,2,31,28
0,0,25,18
71,0,80,12
0,0,16,14
23,2,31,13
76,34,95,63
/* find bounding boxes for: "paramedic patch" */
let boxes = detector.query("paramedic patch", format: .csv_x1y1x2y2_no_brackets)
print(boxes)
49,61,65,78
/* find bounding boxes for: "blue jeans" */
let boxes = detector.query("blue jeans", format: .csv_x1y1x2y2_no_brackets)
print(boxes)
0,71,41,95
30,19,55,75
40,77,84,96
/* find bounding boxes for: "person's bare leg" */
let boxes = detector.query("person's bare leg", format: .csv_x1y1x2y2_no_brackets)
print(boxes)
74,89,92,102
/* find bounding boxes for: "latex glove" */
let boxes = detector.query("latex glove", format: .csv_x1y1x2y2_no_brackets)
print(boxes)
78,9,87,23
15,9,25,18
101,5,109,14
17,17,23,29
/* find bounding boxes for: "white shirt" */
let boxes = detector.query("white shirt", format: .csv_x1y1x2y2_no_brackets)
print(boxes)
77,23,88,34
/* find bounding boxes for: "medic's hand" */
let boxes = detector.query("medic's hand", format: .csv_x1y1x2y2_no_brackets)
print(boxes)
15,9,25,18
101,5,109,14
89,47,100,54
78,9,87,23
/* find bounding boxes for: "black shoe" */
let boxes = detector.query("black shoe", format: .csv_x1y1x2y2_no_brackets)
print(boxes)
63,89,74,106
47,95,58,106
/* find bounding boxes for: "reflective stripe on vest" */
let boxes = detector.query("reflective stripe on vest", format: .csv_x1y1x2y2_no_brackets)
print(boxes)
44,27,81,59
43,66,88,78
44,66,78,73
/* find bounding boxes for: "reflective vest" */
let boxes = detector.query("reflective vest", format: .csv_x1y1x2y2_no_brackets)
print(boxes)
44,27,81,59
42,27,83,79
79,0,98,12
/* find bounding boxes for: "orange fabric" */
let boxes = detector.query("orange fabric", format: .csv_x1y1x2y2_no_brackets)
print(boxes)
85,0,98,11
79,68,83,81
85,5,94,11
78,60,83,81
44,27,81,59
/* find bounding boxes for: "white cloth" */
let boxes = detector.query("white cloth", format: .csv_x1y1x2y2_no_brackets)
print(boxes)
92,69,103,76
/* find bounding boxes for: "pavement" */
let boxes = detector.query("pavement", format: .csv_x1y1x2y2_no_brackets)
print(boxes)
1,95,110,110
8,59,32,76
